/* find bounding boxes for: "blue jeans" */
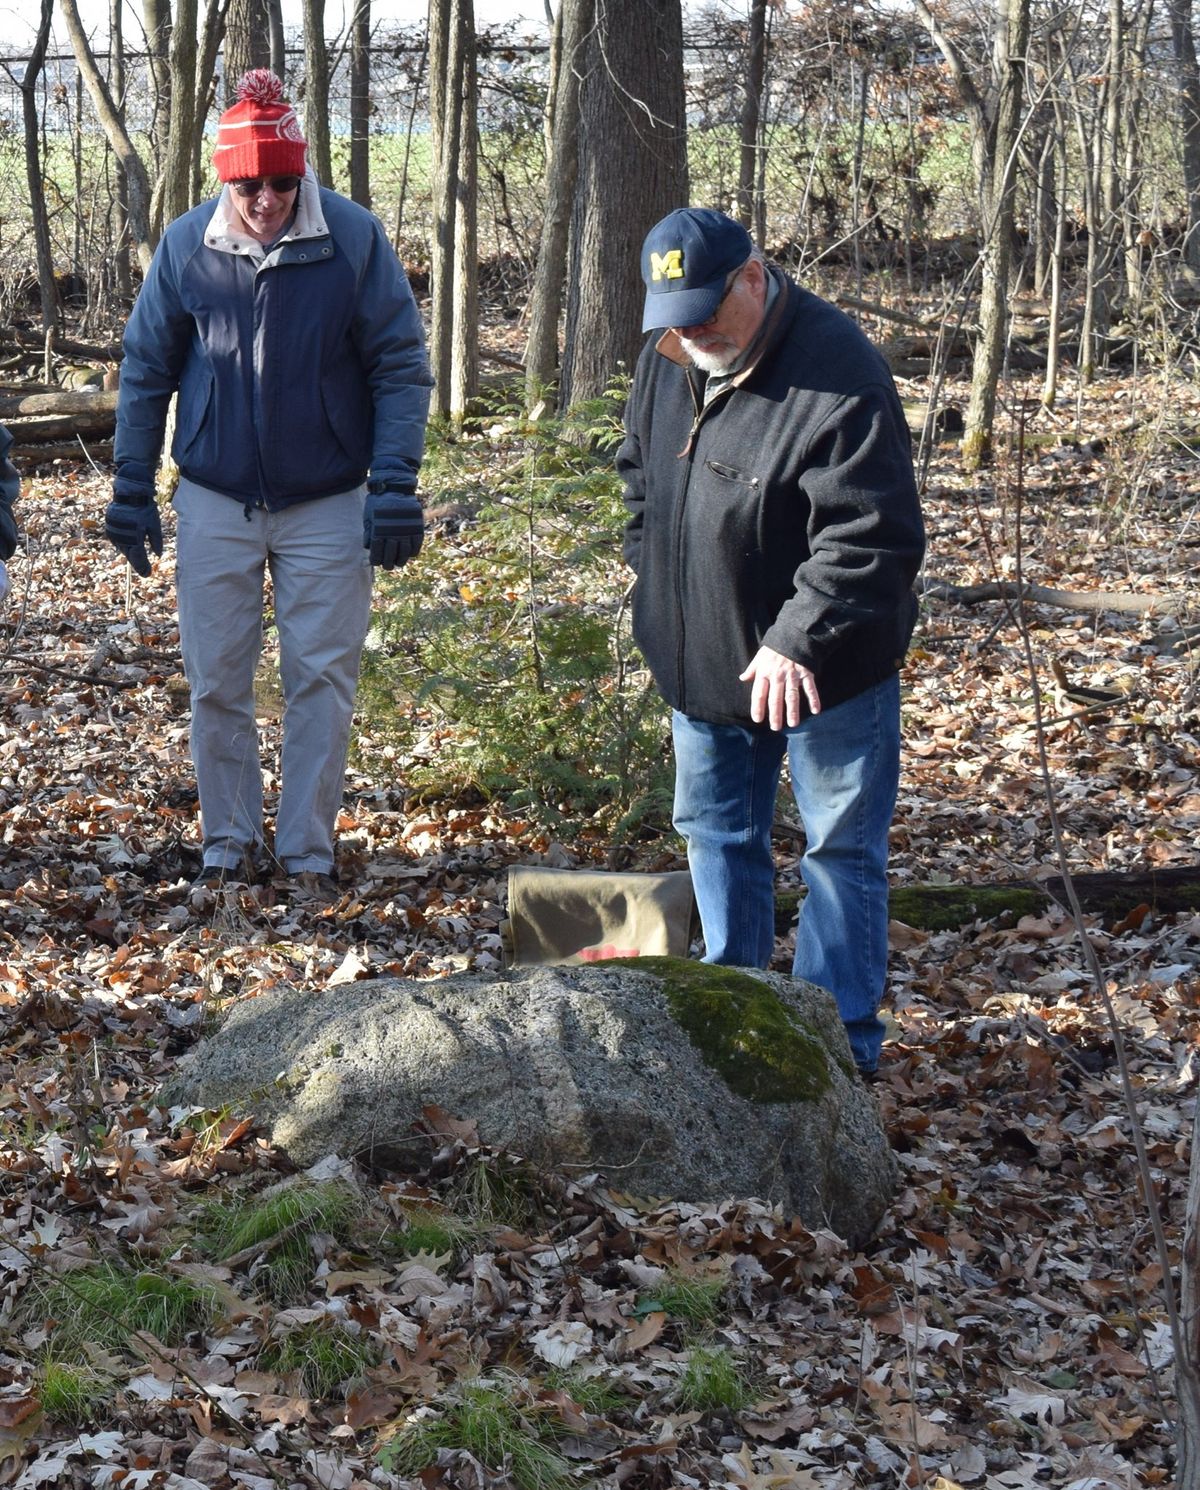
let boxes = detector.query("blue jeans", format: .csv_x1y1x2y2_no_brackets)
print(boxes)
671,674,901,1072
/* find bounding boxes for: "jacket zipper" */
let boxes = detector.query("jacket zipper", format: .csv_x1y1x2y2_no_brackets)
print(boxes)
672,376,735,708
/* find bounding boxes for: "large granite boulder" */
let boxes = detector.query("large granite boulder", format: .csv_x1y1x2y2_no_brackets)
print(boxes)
163,958,897,1247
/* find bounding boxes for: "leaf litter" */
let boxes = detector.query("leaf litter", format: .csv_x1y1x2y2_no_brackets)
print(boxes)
0,367,1197,1487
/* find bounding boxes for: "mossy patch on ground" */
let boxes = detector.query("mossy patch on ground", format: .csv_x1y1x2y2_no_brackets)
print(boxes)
775,884,1046,935
886,884,1045,931
608,957,832,1103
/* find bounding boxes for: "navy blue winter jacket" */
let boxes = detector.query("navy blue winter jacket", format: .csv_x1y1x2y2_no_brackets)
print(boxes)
114,180,433,509
619,268,925,726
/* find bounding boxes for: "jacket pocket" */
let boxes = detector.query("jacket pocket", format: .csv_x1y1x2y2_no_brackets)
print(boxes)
320,370,371,468
175,363,216,467
705,459,759,491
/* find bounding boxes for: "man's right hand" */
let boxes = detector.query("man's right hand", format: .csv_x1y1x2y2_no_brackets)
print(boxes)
105,497,164,578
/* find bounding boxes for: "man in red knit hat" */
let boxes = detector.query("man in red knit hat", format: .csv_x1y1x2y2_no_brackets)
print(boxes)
107,71,432,899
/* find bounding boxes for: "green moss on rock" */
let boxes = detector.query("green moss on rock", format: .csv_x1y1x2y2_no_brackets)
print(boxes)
607,957,831,1104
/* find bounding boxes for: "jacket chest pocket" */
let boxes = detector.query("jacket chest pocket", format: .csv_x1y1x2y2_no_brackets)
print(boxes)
691,459,763,556
705,459,759,492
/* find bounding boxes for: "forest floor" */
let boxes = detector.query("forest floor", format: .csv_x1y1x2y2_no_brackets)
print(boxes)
0,359,1198,1490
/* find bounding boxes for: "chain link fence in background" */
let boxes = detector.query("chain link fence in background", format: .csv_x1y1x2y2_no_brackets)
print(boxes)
0,6,1189,331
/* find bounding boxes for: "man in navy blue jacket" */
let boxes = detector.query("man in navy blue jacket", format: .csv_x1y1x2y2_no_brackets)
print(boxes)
619,208,924,1076
107,72,432,896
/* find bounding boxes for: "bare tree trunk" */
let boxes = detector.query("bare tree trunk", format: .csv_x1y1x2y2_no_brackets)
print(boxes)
59,0,155,273
349,0,371,207
1119,0,1152,306
429,0,464,417
1042,99,1068,408
560,0,688,407
735,0,767,231
961,0,1030,469
142,0,172,172
525,0,593,408
1170,0,1200,272
224,0,272,94
1032,127,1054,295
850,57,870,299
107,0,132,300
267,0,284,76
160,0,199,227
302,0,333,182
449,0,478,423
191,0,229,205
1064,41,1103,384
542,0,563,158
1085,0,1123,360
19,0,57,340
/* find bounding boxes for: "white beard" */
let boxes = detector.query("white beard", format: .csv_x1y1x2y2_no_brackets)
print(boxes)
677,337,739,375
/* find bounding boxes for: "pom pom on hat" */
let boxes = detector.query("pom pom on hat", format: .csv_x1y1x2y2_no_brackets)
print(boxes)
236,69,284,105
213,69,307,183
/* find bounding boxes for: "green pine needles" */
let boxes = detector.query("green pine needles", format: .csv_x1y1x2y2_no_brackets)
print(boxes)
357,388,673,837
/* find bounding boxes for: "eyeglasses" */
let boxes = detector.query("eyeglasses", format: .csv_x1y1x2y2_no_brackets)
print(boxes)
675,264,744,332
230,175,301,198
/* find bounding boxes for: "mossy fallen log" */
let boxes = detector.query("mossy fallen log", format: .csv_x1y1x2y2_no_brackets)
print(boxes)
774,865,1200,934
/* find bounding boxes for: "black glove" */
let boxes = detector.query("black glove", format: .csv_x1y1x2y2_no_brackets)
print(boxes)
0,503,16,563
363,484,424,570
105,496,163,578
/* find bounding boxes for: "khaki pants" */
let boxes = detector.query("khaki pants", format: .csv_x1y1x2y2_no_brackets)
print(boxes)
174,479,373,875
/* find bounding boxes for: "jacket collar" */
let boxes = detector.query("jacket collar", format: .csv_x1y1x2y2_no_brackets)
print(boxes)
204,170,329,259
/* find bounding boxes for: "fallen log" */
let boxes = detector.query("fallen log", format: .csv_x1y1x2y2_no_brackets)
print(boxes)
2,327,122,362
918,574,1183,618
775,864,1200,934
5,409,117,443
0,390,118,418
12,438,112,468
836,293,967,335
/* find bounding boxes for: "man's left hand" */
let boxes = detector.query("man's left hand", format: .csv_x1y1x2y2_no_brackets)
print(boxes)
364,486,424,570
739,646,822,729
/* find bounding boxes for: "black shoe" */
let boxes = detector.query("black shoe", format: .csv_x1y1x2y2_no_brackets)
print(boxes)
192,855,255,890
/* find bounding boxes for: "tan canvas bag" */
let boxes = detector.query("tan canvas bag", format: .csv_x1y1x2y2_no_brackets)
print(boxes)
502,866,698,967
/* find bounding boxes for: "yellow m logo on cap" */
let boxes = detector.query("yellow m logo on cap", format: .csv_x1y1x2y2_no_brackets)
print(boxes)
650,249,684,282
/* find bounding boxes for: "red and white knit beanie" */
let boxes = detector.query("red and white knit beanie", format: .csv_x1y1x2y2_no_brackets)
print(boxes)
213,70,307,183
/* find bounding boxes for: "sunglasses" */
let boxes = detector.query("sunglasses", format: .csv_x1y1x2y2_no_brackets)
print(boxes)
230,175,301,198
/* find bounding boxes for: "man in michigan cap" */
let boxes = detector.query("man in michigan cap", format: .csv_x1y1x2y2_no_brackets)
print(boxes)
107,71,433,899
618,207,925,1078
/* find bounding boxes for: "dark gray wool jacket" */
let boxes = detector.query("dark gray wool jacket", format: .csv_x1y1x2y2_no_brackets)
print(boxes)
618,266,925,727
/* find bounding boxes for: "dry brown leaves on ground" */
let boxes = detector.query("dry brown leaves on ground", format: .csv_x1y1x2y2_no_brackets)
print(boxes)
0,366,1197,1489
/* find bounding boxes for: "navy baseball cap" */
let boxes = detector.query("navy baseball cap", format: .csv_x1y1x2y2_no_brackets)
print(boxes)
640,208,752,332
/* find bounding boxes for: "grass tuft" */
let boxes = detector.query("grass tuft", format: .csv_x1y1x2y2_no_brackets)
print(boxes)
542,1366,630,1417
26,1262,221,1357
638,1269,727,1329
675,1345,755,1413
383,1199,482,1265
258,1317,380,1401
189,1179,367,1302
38,1360,112,1425
379,1374,571,1490
448,1157,545,1234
